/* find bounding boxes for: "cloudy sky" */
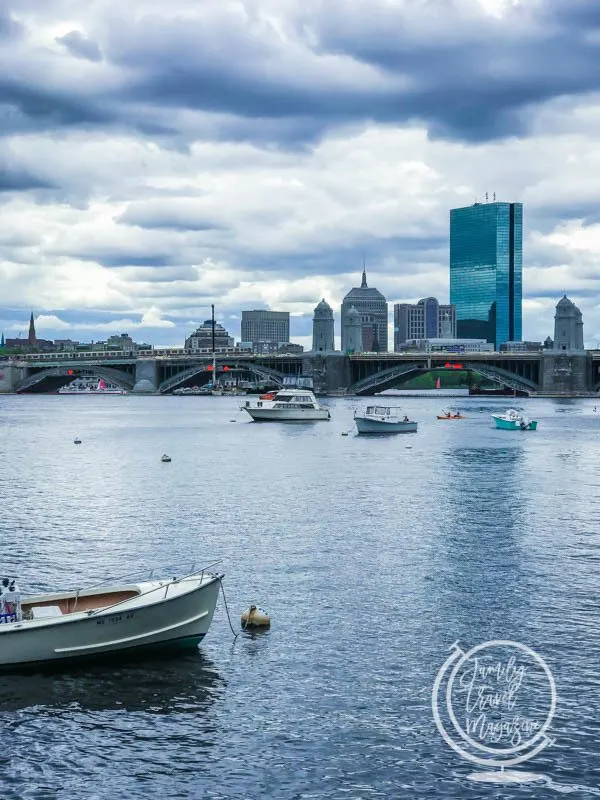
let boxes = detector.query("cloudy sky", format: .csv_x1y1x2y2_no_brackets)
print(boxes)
2,0,600,349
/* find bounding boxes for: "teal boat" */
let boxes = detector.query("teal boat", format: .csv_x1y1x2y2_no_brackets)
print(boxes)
492,409,538,431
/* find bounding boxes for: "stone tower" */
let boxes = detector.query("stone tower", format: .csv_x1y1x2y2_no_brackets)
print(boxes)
553,296,584,351
342,306,362,353
312,299,335,352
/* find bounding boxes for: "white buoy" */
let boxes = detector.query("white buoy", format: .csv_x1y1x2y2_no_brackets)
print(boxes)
241,605,270,629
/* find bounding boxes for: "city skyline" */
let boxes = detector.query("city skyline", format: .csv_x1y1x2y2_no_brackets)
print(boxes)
1,2,600,348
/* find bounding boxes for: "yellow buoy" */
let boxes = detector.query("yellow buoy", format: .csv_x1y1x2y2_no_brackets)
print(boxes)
241,605,270,629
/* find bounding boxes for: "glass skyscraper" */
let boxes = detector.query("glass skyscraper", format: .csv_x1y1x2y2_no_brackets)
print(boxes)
449,201,522,348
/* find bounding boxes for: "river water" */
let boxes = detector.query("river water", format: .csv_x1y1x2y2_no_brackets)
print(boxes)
0,394,599,799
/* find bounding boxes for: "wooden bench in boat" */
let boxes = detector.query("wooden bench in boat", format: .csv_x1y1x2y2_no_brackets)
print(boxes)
22,590,139,617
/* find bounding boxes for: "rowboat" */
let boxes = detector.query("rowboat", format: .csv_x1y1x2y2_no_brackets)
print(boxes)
0,567,221,671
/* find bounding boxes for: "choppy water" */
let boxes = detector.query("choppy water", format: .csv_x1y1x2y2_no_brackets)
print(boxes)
0,394,599,799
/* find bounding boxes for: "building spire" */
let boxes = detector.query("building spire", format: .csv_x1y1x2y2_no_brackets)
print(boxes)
28,311,36,344
0,332,4,348
361,259,367,289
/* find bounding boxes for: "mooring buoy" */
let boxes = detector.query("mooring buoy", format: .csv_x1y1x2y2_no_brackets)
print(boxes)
241,605,271,629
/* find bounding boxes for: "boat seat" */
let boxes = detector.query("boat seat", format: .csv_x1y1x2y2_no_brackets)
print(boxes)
31,605,63,619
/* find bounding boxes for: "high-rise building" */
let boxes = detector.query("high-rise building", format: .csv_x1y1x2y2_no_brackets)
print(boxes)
393,298,456,351
553,295,584,351
450,201,522,348
312,299,335,352
185,320,234,351
241,310,290,345
341,269,388,352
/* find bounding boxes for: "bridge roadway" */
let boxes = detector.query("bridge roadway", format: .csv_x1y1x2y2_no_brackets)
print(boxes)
1,349,599,395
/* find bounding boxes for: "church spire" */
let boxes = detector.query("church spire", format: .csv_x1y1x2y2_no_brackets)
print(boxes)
1,332,4,348
28,312,36,344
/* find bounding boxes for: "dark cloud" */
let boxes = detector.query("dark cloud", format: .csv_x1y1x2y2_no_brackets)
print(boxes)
117,201,224,232
0,11,24,41
0,165,55,192
0,0,599,148
75,251,174,268
56,31,102,63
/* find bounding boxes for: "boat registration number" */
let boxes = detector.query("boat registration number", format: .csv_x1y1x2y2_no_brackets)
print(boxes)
96,612,135,625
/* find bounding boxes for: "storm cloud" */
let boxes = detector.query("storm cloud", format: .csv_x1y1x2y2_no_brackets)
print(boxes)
1,0,600,346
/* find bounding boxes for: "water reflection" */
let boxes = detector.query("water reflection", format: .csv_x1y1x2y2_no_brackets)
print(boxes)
0,651,224,714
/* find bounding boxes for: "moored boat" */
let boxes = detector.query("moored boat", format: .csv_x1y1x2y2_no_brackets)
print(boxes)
0,567,221,671
242,389,330,421
492,409,538,431
354,406,417,434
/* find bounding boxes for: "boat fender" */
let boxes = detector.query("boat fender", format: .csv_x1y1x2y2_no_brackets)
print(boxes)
241,605,270,629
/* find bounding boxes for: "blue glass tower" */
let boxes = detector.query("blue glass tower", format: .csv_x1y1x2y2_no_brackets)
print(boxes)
449,202,522,348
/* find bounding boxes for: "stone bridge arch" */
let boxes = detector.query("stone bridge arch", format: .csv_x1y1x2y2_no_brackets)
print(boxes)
16,366,135,393
347,361,538,396
158,361,287,393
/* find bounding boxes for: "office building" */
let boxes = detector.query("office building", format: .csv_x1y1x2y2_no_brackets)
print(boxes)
312,299,335,352
450,201,522,348
241,310,290,345
394,298,456,351
341,269,388,352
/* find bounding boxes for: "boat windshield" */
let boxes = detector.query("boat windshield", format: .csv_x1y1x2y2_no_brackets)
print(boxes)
367,406,393,415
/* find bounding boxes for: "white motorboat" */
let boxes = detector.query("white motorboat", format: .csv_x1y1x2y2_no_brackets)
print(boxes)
354,406,418,434
161,454,172,462
0,567,221,671
241,388,330,421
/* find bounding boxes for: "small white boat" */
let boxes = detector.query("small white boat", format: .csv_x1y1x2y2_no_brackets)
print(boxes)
74,437,82,444
0,567,221,671
241,389,330,422
492,409,538,431
354,406,418,434
161,454,172,462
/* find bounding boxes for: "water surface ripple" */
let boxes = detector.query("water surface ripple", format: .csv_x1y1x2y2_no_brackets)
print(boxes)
0,394,599,798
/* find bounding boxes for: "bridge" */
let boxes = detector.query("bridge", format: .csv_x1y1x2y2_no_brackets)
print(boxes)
1,349,599,395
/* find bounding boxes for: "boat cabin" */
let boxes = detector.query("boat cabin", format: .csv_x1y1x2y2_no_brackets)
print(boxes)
366,406,404,417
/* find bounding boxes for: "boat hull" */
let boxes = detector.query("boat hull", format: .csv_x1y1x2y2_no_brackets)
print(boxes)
355,417,417,434
492,415,538,431
0,576,220,671
243,407,330,421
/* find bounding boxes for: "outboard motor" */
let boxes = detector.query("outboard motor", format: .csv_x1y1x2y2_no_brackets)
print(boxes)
0,577,22,623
